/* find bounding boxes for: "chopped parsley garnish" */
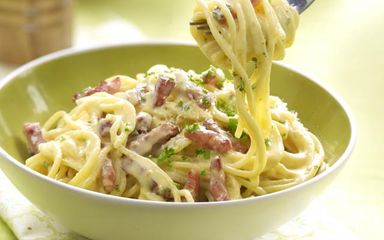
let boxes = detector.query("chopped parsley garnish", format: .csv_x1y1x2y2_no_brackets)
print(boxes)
42,161,49,169
201,66,225,89
216,78,224,89
228,118,238,135
265,138,272,149
174,182,182,189
184,104,191,111
237,77,245,92
185,123,200,133
181,155,190,162
140,96,146,103
201,66,216,78
177,100,191,111
124,124,131,132
177,100,184,108
240,132,249,141
158,187,172,198
188,74,204,86
201,96,211,107
251,57,258,65
157,147,175,166
216,98,236,117
196,148,211,159
200,169,207,176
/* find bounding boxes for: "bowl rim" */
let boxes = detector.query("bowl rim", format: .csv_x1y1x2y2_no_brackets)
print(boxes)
0,41,357,208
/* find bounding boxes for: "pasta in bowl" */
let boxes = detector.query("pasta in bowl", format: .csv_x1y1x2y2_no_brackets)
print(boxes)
0,0,354,238
0,42,355,240
22,0,325,203
23,64,324,202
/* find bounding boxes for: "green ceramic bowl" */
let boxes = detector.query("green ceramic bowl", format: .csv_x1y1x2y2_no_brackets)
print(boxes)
0,42,356,240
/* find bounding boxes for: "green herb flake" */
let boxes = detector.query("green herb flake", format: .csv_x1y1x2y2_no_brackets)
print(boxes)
177,100,184,109
216,98,236,117
216,78,224,89
184,104,191,111
251,57,258,65
185,123,200,133
265,138,272,148
181,156,189,162
228,118,238,135
174,182,182,189
200,169,207,176
313,165,320,173
201,96,211,107
188,75,204,86
201,65,216,79
59,136,65,142
201,66,225,89
157,147,175,164
141,96,146,103
196,148,211,159
124,124,131,132
237,78,245,92
238,132,249,141
42,161,49,169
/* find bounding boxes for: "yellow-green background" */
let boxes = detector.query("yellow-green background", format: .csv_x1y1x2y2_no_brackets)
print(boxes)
0,0,383,239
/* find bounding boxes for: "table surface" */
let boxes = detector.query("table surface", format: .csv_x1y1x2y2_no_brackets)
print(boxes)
0,0,383,239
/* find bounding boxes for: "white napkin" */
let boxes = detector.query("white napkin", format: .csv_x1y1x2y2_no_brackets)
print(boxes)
0,171,86,240
0,170,357,240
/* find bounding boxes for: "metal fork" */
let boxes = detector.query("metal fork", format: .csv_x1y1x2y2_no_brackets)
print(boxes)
190,0,315,33
288,0,315,14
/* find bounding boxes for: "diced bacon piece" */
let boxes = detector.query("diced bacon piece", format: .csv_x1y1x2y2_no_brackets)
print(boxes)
121,157,145,174
201,68,221,88
153,75,175,107
203,119,250,153
184,169,200,201
231,138,250,154
202,119,222,133
185,127,232,153
251,0,261,6
23,122,45,155
99,119,112,139
125,89,142,105
149,181,174,202
203,75,218,86
135,112,152,134
73,77,121,101
185,83,212,109
124,83,148,105
209,156,229,201
101,158,116,193
122,158,174,201
128,123,179,155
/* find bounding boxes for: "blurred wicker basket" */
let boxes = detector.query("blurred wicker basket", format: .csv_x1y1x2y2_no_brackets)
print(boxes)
0,0,73,64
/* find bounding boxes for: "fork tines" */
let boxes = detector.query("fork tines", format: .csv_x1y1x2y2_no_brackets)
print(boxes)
190,19,212,35
189,19,207,25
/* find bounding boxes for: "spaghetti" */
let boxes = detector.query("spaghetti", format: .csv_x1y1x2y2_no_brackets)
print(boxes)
23,0,325,202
